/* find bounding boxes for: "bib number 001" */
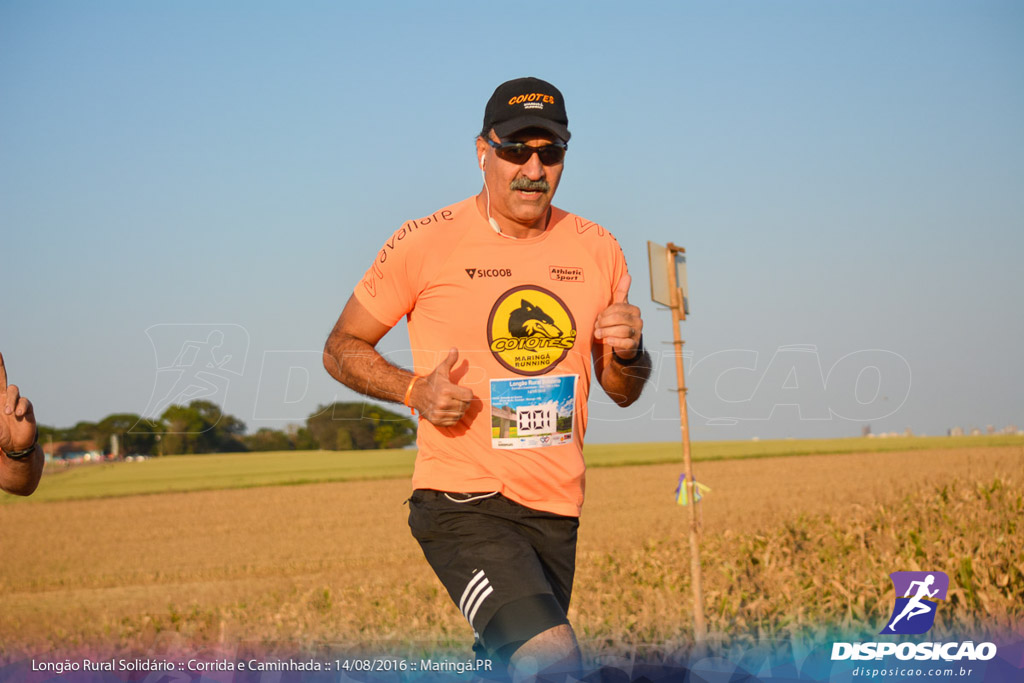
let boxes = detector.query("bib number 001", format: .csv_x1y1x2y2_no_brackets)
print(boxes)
489,375,577,449
517,404,556,436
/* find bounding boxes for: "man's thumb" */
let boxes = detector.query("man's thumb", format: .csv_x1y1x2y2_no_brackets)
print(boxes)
613,273,631,304
437,347,459,376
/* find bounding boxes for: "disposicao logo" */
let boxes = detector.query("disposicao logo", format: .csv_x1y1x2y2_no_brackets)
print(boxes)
831,569,998,663
880,571,948,635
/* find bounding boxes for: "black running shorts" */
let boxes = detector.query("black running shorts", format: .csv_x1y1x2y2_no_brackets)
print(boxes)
407,489,579,660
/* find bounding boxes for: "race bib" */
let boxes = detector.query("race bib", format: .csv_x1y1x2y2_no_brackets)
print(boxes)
490,375,577,449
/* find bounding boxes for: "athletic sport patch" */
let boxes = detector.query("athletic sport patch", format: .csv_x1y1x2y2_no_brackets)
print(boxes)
549,265,584,283
490,375,577,449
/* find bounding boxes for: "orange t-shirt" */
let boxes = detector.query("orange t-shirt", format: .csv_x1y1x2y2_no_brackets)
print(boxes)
354,196,628,517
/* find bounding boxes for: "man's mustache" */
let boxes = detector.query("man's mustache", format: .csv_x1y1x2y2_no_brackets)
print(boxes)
509,178,550,192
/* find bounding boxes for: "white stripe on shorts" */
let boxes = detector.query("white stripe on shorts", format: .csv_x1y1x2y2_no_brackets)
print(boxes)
466,585,494,626
459,570,487,615
459,570,493,627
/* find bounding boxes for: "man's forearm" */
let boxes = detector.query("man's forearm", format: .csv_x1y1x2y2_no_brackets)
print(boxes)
0,444,43,496
599,350,652,407
322,334,415,406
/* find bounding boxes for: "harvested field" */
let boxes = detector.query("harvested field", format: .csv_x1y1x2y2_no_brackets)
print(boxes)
16,435,1021,504
1,445,1021,666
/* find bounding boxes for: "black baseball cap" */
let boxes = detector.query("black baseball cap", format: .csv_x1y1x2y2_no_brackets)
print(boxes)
482,77,571,142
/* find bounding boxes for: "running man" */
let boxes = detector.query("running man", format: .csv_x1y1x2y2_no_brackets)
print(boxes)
323,77,651,680
888,574,939,631
0,352,44,496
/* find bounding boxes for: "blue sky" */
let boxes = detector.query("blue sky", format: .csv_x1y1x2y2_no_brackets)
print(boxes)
2,1,1022,443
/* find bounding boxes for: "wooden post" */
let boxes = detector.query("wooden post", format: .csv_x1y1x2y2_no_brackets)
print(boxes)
492,405,515,438
665,242,707,651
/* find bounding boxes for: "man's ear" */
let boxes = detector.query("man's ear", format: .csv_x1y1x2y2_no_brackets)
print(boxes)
475,135,490,168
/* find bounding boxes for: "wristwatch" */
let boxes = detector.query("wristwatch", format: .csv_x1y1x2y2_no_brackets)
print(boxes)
611,335,645,366
2,432,38,461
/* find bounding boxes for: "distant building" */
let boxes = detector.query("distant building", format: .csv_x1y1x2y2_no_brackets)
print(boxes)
970,427,982,436
862,424,872,437
949,426,964,437
44,440,99,459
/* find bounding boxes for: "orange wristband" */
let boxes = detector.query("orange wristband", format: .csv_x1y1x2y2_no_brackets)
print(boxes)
403,375,421,415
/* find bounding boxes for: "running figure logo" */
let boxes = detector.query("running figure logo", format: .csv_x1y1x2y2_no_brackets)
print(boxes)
880,571,949,635
140,324,249,425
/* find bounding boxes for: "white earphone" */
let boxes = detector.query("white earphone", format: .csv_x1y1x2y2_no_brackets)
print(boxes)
479,154,502,235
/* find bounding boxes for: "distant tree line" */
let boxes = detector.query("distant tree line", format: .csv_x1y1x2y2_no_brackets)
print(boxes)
38,400,416,456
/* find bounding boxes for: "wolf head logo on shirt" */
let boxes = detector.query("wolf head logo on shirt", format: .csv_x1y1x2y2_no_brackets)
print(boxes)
488,286,576,375
509,300,563,339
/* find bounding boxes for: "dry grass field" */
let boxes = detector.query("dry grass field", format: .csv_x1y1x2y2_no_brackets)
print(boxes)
1,444,1021,668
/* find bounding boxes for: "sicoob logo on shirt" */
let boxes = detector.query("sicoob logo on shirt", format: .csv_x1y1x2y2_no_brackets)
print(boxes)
487,285,577,375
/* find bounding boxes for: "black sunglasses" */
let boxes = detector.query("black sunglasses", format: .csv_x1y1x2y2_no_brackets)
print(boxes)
487,138,567,166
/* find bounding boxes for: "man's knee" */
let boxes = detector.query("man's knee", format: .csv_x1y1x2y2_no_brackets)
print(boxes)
508,624,581,682
484,593,568,662
514,623,578,657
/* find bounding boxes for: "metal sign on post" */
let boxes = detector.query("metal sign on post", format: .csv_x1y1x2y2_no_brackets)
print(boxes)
648,241,706,649
647,242,689,314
